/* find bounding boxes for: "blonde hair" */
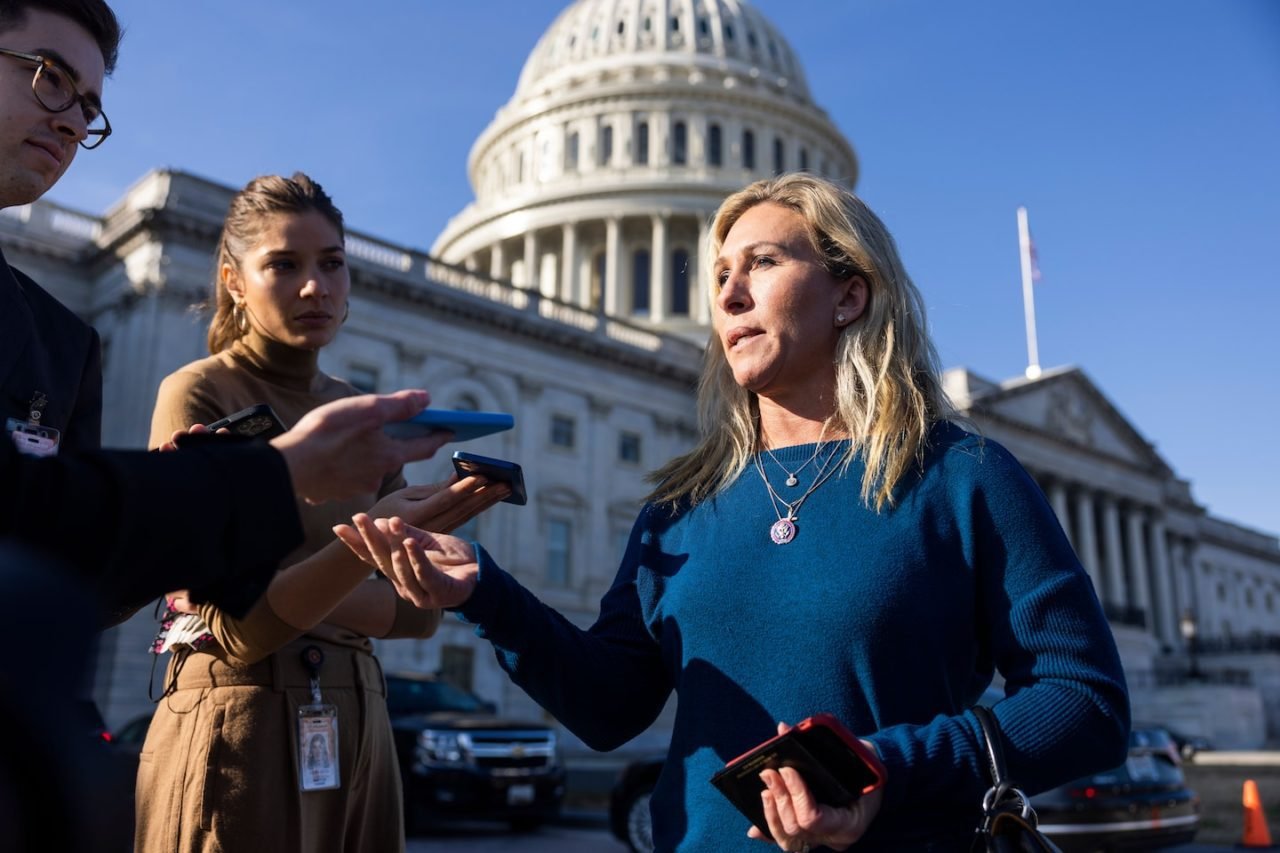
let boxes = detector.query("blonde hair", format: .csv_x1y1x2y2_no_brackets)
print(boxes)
647,174,955,511
207,172,345,354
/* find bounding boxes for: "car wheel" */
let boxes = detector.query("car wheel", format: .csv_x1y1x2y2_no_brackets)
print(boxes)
624,789,654,853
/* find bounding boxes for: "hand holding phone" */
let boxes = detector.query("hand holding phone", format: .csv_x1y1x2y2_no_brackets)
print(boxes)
710,714,885,839
451,451,527,505
204,404,287,440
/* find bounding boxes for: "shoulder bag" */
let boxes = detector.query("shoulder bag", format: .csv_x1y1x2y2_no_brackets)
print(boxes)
970,705,1063,853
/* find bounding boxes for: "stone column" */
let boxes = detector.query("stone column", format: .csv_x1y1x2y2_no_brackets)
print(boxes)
1048,480,1072,548
522,231,538,291
1101,494,1126,611
1172,537,1187,630
696,213,712,324
651,214,669,322
560,222,578,305
604,217,621,316
1075,490,1103,598
489,241,506,281
1145,515,1177,646
1125,507,1156,638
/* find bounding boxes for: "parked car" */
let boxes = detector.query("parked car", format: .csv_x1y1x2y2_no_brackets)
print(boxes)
385,671,566,833
1030,724,1200,852
1160,726,1214,761
609,755,663,853
608,722,1201,853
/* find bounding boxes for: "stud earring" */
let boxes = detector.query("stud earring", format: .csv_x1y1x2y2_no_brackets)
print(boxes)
836,314,846,325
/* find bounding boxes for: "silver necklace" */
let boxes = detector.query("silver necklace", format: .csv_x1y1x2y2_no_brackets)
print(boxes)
753,441,843,544
764,421,829,487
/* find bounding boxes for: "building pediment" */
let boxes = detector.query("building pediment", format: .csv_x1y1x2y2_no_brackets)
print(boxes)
949,366,1171,474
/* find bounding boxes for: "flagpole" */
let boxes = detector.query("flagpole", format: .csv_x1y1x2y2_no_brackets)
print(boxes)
1017,206,1041,379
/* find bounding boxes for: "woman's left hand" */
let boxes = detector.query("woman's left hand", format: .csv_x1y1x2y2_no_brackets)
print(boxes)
747,723,884,852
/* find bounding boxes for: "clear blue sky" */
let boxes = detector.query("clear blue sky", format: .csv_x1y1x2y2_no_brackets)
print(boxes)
50,1,1280,534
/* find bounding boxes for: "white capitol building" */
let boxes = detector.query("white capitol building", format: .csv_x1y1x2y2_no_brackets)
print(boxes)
2,0,1277,753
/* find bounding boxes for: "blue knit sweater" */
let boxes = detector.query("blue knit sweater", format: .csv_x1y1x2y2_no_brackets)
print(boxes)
458,423,1130,851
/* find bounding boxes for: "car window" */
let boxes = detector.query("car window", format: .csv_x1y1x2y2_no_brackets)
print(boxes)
386,677,489,714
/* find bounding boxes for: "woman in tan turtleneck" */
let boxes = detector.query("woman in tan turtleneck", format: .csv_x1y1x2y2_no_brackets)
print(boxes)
133,173,502,853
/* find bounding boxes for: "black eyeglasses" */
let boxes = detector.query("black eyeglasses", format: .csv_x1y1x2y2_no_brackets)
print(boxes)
0,47,110,149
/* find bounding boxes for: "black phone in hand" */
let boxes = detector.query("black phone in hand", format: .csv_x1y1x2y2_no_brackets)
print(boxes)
451,451,527,505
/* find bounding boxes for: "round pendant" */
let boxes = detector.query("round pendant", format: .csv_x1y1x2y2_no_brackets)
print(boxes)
785,475,798,487
769,518,797,545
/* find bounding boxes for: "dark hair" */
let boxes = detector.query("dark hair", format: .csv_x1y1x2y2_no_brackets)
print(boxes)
207,172,345,353
0,0,123,74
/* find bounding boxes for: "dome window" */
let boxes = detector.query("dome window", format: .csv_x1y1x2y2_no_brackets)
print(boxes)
636,120,650,165
742,129,756,170
672,121,688,166
644,15,652,31
632,249,651,314
670,15,680,32
599,125,614,166
617,20,625,35
672,248,691,316
799,147,809,172
724,23,735,41
773,137,785,175
747,31,758,49
708,123,723,167
698,17,709,36
565,131,580,172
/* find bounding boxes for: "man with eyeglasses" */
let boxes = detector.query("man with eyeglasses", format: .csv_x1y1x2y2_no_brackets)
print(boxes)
0,0,115,464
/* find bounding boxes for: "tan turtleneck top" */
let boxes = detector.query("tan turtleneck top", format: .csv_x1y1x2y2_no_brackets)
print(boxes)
149,328,438,661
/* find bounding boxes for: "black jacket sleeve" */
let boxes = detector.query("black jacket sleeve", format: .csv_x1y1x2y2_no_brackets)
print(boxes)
2,434,304,624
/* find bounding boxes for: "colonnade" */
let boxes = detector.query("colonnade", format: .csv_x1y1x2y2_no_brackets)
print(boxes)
467,210,716,327
1039,476,1200,649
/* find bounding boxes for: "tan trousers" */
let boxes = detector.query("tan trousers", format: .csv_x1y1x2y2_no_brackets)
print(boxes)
134,638,404,853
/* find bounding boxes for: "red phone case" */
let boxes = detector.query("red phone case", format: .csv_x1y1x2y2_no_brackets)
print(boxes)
710,714,886,838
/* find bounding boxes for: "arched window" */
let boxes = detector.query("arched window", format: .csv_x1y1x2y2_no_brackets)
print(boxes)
773,137,785,175
671,248,690,316
636,120,650,165
632,249,651,313
708,123,722,167
742,129,755,169
799,146,809,172
672,120,688,165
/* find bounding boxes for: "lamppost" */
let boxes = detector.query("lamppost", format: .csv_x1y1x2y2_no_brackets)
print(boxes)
1179,609,1202,681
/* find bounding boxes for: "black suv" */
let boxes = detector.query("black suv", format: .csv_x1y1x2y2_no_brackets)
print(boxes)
385,671,566,832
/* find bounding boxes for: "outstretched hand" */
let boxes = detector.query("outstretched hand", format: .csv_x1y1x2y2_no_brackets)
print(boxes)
366,476,509,535
332,515,479,610
270,390,451,504
747,722,883,852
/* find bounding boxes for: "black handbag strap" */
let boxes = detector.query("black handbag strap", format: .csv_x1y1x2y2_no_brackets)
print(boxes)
973,705,1007,786
972,705,1035,823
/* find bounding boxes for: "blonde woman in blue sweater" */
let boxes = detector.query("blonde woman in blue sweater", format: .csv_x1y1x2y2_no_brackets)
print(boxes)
336,174,1130,852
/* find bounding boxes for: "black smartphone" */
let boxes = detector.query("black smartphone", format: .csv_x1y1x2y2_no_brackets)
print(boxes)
451,451,527,506
710,714,886,839
204,404,287,441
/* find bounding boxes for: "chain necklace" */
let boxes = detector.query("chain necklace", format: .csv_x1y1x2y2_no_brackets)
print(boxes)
752,440,843,544
764,420,829,487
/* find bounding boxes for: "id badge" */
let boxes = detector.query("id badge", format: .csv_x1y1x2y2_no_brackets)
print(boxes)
6,417,60,457
297,704,340,791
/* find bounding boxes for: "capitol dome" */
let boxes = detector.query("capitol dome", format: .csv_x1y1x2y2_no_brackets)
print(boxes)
432,0,857,338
